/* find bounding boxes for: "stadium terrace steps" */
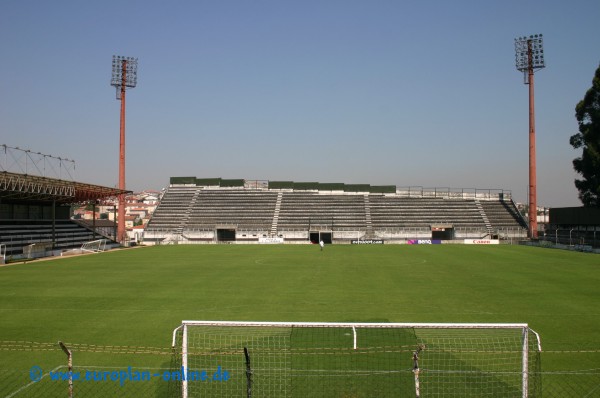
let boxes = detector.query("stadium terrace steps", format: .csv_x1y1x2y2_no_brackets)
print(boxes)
363,194,374,237
475,199,494,235
173,188,200,236
271,192,283,236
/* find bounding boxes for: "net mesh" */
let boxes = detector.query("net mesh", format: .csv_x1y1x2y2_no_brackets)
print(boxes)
176,323,541,397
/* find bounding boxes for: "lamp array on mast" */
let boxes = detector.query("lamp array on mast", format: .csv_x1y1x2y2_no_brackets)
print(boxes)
111,55,138,99
515,34,545,83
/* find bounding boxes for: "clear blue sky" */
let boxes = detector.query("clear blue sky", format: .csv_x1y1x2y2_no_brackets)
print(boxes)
1,0,599,207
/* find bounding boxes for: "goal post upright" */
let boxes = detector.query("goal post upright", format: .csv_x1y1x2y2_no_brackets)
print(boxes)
522,326,529,398
182,323,189,398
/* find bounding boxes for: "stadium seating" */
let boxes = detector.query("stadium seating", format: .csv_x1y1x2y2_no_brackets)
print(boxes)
369,196,484,228
277,192,367,231
187,189,278,230
0,220,103,256
479,199,528,228
145,185,528,243
142,186,197,233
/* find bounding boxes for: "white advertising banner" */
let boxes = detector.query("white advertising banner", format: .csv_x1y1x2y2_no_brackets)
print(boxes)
258,237,284,244
464,239,500,245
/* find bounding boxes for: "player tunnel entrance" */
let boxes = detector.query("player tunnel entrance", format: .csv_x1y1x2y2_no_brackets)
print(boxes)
431,224,454,240
216,228,236,242
309,231,332,244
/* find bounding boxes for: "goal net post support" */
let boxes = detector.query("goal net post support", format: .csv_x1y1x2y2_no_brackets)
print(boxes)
172,321,542,398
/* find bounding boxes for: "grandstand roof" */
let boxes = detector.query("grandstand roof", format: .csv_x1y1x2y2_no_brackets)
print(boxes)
0,171,130,204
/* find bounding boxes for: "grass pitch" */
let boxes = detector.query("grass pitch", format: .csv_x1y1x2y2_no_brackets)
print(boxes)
1,244,599,347
0,244,599,395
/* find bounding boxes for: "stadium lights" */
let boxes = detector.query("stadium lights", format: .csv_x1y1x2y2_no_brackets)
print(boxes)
110,55,138,244
515,34,545,82
514,34,545,239
111,55,138,99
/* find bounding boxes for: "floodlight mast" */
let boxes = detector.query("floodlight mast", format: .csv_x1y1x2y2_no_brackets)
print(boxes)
111,55,138,244
515,35,545,239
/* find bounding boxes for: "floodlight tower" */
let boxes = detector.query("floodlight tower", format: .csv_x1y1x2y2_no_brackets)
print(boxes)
515,34,545,239
111,55,138,244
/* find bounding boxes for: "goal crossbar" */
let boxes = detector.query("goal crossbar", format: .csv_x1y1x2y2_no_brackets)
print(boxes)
173,321,536,347
178,320,531,329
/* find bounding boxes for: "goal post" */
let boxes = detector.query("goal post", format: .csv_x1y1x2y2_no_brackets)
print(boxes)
172,321,542,397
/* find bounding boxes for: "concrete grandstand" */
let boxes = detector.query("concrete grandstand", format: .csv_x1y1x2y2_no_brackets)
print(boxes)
0,171,130,261
144,177,528,244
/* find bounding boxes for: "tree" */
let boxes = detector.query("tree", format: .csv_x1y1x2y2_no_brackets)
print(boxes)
570,64,600,207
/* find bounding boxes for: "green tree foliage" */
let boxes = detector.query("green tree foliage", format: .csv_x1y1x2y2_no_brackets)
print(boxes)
570,64,600,207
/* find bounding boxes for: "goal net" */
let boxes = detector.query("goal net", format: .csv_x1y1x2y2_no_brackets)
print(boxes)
81,239,108,253
171,321,542,398
23,241,53,259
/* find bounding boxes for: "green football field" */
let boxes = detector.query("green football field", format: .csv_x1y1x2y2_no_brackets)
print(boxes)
0,244,599,396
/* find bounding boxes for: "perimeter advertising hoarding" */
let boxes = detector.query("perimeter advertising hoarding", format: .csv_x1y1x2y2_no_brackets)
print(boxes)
258,237,284,244
464,239,499,244
351,239,384,244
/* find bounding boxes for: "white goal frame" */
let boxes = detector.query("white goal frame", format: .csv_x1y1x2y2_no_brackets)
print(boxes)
172,321,542,398
23,241,53,259
81,238,108,253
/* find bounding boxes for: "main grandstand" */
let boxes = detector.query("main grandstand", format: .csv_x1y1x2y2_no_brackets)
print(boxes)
145,177,528,244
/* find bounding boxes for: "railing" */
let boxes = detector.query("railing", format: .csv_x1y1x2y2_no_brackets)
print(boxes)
0,144,76,180
395,187,511,200
541,228,600,248
167,181,513,200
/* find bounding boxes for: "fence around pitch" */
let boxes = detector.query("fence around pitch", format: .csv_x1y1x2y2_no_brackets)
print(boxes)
2,338,600,397
541,228,600,249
